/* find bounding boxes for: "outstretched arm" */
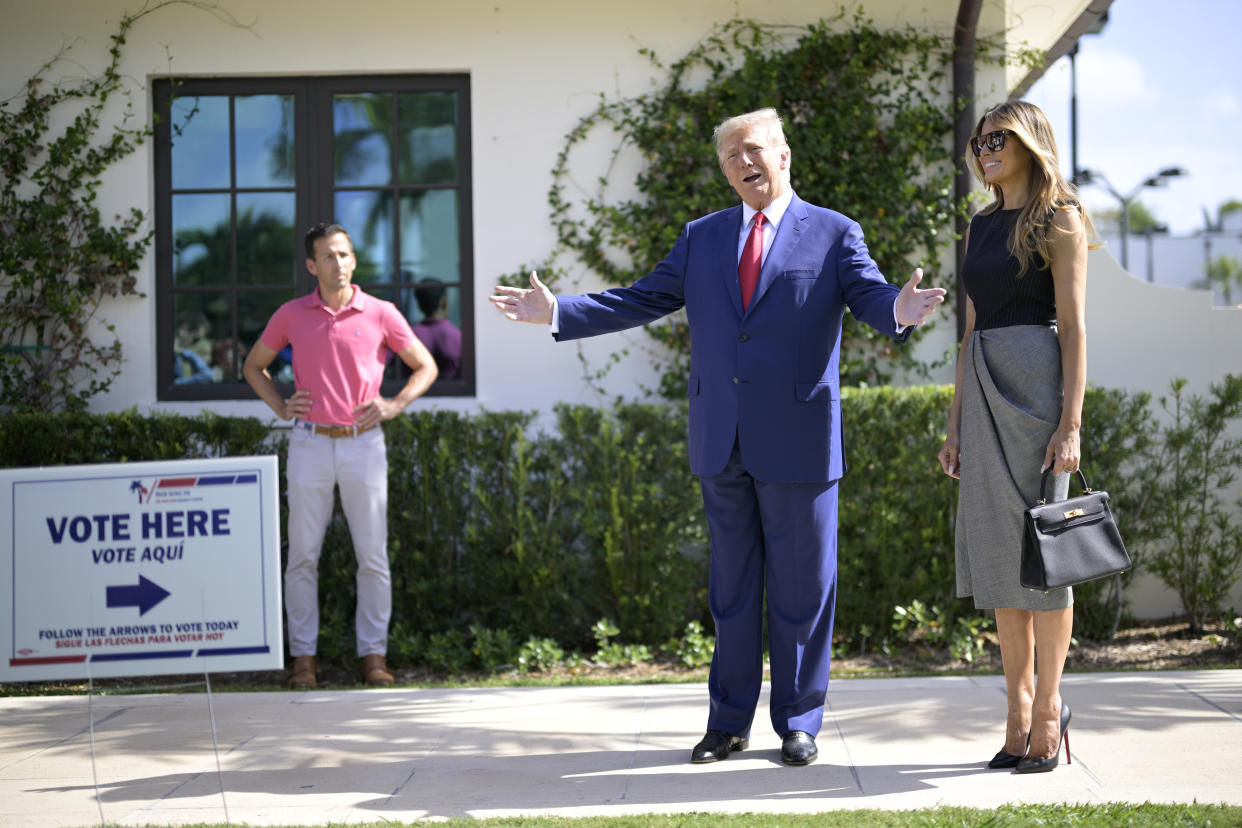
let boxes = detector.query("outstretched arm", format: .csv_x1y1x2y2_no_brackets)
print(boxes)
490,271,554,325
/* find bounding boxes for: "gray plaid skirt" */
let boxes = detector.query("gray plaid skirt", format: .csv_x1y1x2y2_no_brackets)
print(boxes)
955,325,1073,610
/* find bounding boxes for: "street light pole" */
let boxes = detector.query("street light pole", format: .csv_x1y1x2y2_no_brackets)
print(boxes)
1079,167,1187,271
1069,44,1080,185
1144,225,1167,283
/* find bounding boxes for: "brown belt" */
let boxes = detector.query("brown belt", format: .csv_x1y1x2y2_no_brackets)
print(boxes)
299,421,376,438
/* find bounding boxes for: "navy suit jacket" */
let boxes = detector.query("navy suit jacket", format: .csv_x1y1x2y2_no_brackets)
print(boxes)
556,191,909,483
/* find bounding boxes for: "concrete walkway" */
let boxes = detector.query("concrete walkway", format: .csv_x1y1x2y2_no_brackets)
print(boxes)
1,670,1239,826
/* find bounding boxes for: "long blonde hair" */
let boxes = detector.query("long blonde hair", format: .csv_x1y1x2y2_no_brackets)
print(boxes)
968,101,1096,276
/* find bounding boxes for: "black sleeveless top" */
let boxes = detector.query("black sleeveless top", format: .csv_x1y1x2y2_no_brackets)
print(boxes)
961,209,1056,330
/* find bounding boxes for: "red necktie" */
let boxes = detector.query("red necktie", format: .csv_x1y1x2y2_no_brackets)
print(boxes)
739,212,765,310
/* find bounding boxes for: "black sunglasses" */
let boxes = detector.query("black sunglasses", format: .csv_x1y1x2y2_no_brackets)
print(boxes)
971,129,1015,156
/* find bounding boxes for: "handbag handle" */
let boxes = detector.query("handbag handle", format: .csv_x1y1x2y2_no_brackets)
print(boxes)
1035,468,1092,505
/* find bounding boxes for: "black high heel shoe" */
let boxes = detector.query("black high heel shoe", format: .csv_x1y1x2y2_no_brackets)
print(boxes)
983,729,1023,769
987,735,1028,769
1015,702,1071,774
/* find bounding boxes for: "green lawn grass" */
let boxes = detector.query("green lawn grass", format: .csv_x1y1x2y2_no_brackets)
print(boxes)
144,803,1242,827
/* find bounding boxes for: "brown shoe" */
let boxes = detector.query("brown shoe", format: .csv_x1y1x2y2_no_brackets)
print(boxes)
287,655,317,689
360,653,394,686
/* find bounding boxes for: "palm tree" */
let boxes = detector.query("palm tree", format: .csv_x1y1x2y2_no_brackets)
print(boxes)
332,92,458,271
1201,198,1242,232
1194,254,1242,306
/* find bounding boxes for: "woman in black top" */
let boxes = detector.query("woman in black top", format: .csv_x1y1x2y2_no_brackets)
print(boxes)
937,101,1093,774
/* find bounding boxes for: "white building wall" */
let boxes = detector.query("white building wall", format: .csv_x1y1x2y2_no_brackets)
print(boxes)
1,0,992,422
1091,231,1242,305
1075,248,1242,618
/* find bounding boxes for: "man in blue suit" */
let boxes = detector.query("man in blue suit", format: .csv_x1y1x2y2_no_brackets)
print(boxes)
492,108,945,766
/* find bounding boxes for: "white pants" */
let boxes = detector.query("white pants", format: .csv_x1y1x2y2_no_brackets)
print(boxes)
285,425,390,658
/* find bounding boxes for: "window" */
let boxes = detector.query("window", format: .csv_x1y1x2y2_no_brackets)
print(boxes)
153,75,474,401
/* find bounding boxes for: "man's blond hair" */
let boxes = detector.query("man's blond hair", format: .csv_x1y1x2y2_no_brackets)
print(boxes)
712,108,788,166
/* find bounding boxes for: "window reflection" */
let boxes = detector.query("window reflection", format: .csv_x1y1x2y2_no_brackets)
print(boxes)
172,194,232,287
399,190,459,283
398,279,462,380
334,93,393,187
171,96,230,189
398,92,457,185
235,95,295,187
172,305,215,385
172,295,234,385
237,193,296,285
157,75,472,399
335,190,393,284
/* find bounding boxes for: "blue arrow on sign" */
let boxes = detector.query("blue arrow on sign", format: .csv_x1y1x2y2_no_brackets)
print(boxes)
106,575,171,616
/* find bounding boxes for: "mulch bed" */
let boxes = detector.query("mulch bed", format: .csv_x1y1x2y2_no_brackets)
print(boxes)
6,619,1238,695
832,618,1241,676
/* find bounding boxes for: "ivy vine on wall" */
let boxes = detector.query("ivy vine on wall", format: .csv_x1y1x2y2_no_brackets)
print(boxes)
521,11,989,396
0,9,154,411
0,1,242,412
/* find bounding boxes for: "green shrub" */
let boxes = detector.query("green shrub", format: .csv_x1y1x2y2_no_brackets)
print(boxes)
1133,376,1242,634
387,620,423,668
664,621,715,669
837,383,1167,646
518,637,565,673
891,601,993,664
1072,386,1158,638
0,407,281,464
836,385,960,651
590,618,653,667
0,381,1189,673
470,625,521,673
554,402,708,645
423,629,469,674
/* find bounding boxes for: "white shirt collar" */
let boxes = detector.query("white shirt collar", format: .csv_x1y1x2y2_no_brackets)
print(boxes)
741,188,794,230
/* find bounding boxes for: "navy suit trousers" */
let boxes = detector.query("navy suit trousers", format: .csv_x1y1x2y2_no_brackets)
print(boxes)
699,439,839,738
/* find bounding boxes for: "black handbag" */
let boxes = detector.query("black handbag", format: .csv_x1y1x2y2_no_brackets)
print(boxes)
1020,469,1132,591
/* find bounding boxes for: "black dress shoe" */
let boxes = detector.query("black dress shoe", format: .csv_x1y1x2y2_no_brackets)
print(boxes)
691,730,748,763
781,731,818,766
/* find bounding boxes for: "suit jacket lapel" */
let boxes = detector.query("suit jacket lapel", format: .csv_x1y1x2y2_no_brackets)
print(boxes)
715,205,746,319
748,193,807,315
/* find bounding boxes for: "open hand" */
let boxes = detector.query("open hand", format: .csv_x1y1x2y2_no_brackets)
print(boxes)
895,268,947,328
490,271,555,325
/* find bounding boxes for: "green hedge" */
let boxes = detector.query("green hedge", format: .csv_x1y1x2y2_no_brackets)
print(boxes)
835,384,1153,650
376,405,708,662
0,387,1153,669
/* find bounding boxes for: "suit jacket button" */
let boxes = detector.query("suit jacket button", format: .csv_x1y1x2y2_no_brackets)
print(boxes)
732,377,740,384
738,334,750,342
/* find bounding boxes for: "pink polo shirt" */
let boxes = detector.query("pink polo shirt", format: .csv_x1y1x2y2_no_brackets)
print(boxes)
259,286,415,426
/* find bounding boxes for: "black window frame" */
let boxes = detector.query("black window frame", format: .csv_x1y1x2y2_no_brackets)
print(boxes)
153,74,475,402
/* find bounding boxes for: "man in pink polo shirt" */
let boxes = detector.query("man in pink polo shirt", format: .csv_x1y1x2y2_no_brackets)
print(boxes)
244,222,438,689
